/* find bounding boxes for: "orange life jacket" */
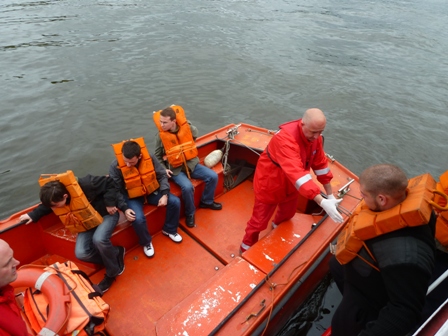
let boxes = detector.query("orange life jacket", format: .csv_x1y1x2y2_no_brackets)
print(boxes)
433,170,448,248
153,105,198,169
333,173,437,266
111,137,159,198
14,264,71,336
20,261,110,336
38,171,103,233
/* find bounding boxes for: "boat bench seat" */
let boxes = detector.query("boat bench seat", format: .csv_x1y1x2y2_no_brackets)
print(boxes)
32,160,224,271
114,161,224,233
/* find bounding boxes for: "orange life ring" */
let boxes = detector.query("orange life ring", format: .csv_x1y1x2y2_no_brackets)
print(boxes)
12,266,71,336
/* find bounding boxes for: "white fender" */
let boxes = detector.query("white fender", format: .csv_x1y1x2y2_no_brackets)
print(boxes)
204,150,223,168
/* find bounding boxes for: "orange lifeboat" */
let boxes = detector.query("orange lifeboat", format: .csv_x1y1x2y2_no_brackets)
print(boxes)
12,266,71,336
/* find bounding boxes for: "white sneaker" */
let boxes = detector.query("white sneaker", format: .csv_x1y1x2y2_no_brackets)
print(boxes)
144,242,155,257
162,231,183,243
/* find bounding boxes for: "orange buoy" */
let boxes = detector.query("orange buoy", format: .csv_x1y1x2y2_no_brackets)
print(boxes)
12,266,71,336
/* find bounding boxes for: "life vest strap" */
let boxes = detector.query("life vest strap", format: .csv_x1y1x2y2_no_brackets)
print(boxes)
166,142,196,179
429,189,448,211
358,242,380,272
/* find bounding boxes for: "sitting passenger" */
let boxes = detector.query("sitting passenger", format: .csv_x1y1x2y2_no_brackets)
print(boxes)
20,174,131,293
153,106,222,229
109,139,183,259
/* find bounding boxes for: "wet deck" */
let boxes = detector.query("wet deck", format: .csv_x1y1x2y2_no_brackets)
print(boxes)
90,180,269,335
3,123,363,336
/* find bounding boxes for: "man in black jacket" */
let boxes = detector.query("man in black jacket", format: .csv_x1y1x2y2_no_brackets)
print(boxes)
330,164,436,336
20,174,133,292
109,140,182,259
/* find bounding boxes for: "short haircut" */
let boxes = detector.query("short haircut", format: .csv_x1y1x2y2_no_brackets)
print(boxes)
40,181,68,207
122,140,141,159
359,164,408,200
160,107,176,121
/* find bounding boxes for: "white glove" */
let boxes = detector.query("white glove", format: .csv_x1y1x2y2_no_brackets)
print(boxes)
327,194,336,200
320,198,343,223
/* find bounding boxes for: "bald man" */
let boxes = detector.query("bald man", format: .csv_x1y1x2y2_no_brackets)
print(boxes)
0,239,29,335
240,108,343,253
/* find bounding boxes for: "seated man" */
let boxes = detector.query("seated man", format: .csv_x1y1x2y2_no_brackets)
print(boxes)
109,139,182,258
330,164,436,336
0,239,29,335
153,106,222,228
20,173,130,293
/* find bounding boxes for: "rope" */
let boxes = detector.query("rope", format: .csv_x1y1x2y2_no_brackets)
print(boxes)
221,131,263,191
260,261,307,335
221,140,234,190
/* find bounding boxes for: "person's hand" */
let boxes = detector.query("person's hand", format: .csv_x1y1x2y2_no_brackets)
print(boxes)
166,169,173,178
124,209,136,222
327,194,336,200
158,195,168,207
106,206,118,215
19,214,33,224
320,198,343,223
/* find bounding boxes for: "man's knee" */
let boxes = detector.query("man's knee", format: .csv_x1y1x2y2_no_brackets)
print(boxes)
132,216,147,228
75,247,88,261
92,235,108,248
180,183,194,194
168,195,181,208
247,215,269,232
210,169,218,179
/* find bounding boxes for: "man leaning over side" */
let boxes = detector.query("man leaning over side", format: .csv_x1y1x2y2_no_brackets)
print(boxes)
240,108,343,253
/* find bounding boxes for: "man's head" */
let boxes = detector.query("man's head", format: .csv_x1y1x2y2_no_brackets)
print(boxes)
159,107,178,132
122,140,142,167
0,239,20,288
301,108,327,142
359,164,408,212
40,181,69,208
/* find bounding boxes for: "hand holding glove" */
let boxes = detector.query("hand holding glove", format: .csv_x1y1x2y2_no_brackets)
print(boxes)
320,198,343,223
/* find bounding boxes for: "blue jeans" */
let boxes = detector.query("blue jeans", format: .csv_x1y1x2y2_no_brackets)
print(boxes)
75,213,120,278
126,191,181,246
171,164,218,216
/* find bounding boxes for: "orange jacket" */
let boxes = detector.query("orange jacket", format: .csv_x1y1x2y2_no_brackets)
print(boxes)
333,173,436,266
111,137,159,198
38,171,103,233
153,105,198,169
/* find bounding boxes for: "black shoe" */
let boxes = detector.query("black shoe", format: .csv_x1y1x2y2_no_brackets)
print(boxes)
186,214,195,228
98,275,116,293
199,201,222,210
117,246,125,275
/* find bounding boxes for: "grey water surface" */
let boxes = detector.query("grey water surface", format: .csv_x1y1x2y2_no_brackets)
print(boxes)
1,0,447,333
